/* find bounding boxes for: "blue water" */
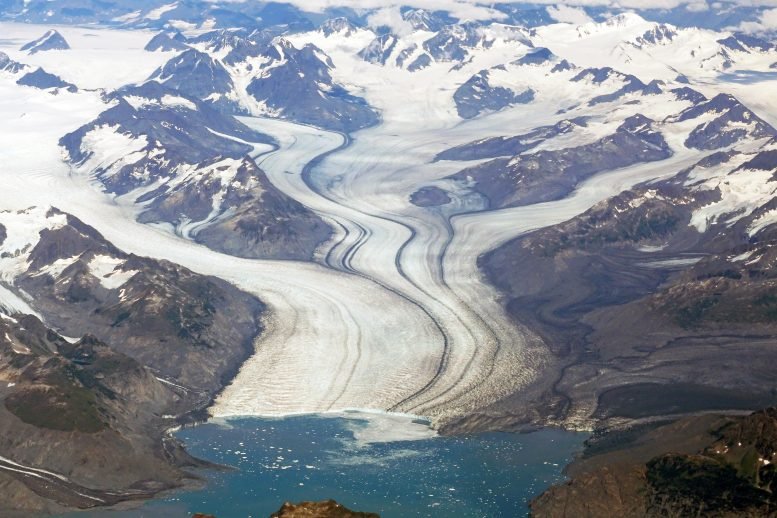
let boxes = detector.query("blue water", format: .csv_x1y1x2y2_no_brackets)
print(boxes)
75,413,586,518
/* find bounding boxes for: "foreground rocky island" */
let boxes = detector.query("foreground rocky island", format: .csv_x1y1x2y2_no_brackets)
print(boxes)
271,500,380,518
193,500,380,518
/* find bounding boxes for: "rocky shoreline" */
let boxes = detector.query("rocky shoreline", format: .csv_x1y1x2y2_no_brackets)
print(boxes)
0,210,267,516
531,409,777,517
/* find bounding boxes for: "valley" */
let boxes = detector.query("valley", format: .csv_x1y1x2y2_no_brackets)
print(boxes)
0,3,777,515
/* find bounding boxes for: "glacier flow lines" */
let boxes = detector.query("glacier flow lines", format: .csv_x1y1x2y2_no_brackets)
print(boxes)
216,117,549,424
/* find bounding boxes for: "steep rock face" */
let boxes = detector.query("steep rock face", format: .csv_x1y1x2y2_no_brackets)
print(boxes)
671,86,707,104
571,67,660,106
158,30,380,133
514,47,554,66
0,206,270,514
0,207,265,395
717,32,775,53
478,138,777,427
423,22,488,62
386,20,534,73
394,45,417,68
246,39,380,132
60,82,330,261
137,158,332,260
61,81,265,196
674,93,777,149
148,49,241,114
358,34,398,65
580,145,777,332
0,51,25,73
435,118,587,161
634,24,678,47
144,32,189,52
0,317,176,435
0,315,192,513
16,67,77,92
319,17,358,37
449,114,671,208
189,28,275,66
402,8,451,32
453,69,534,119
25,232,263,394
406,53,431,71
20,29,69,53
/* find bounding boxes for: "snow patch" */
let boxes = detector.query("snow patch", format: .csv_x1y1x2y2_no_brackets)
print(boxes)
0,207,67,282
124,94,196,111
87,254,136,289
145,3,178,21
32,255,80,279
78,124,148,175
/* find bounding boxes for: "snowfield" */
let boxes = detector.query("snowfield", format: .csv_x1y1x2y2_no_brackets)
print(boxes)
0,22,175,90
1,15,776,426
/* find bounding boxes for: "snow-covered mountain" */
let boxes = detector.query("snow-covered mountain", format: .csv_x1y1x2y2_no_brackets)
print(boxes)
60,81,330,260
144,30,189,51
0,205,264,389
0,204,265,509
145,30,379,131
1,4,777,515
0,51,24,73
148,47,240,113
244,38,379,132
20,29,69,53
3,0,775,36
402,8,452,32
0,50,76,92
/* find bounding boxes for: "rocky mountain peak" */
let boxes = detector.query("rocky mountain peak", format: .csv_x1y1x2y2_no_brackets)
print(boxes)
402,8,450,32
319,17,358,37
514,47,555,66
0,51,24,73
358,34,398,65
634,23,679,47
144,31,189,52
20,29,70,54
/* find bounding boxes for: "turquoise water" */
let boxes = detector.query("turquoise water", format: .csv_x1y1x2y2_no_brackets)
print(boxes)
81,413,586,518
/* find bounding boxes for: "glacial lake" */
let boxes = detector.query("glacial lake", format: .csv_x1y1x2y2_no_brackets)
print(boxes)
76,412,586,518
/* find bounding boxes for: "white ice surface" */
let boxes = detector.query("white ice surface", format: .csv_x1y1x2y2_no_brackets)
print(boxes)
0,19,775,428
0,23,177,90
0,284,41,318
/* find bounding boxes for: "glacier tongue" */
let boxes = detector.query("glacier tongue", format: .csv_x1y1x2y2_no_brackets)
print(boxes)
0,17,776,427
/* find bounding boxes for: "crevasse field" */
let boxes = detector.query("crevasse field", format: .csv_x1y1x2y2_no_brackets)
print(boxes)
1,15,776,428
